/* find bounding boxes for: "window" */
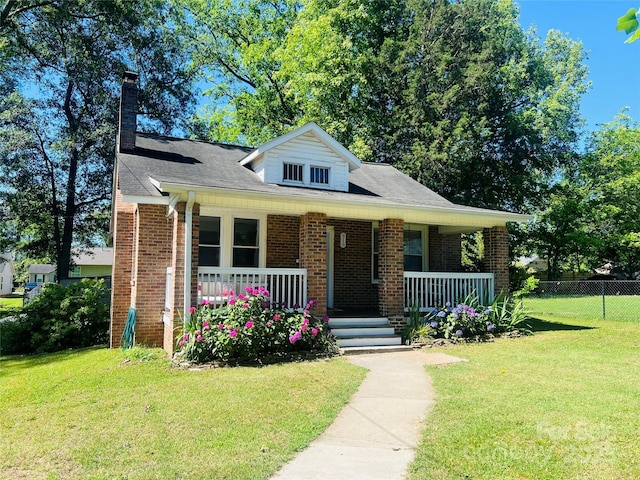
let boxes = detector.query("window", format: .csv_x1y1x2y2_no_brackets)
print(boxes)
310,166,329,185
403,229,423,272
233,218,259,267
283,163,303,182
372,225,427,281
199,216,221,266
69,267,81,278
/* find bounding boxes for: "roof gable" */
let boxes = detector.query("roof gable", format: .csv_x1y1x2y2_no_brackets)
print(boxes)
240,122,361,172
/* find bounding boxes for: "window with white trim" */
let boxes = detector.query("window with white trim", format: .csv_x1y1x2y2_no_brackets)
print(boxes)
233,218,259,267
310,166,329,185
283,162,303,183
199,216,221,266
372,224,428,281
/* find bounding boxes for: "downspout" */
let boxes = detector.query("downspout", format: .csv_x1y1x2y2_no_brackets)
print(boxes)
184,191,196,323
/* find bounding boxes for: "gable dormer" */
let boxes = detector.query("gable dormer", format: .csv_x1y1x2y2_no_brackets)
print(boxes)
240,122,361,192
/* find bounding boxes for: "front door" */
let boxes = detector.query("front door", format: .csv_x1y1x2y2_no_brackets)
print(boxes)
326,226,334,309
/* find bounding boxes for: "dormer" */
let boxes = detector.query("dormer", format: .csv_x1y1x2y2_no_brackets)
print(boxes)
240,122,361,192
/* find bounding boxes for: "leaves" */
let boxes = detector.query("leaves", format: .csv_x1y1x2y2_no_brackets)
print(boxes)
617,7,639,34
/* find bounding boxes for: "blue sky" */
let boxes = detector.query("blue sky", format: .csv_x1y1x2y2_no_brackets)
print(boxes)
517,0,640,133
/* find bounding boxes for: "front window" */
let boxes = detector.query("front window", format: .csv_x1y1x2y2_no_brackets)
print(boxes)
199,216,221,266
233,218,259,267
404,229,423,271
372,225,427,280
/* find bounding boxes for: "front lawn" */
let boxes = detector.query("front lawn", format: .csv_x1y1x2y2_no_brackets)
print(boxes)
0,296,22,318
408,315,640,479
0,348,366,480
524,295,640,322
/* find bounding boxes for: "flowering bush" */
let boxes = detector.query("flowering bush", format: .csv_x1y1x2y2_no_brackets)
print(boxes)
176,286,337,363
406,294,530,343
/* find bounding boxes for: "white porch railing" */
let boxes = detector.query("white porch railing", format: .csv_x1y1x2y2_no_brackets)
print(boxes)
198,267,307,309
404,272,495,311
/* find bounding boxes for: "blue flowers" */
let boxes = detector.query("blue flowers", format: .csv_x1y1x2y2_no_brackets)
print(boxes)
437,310,447,318
430,321,439,329
455,329,464,337
423,299,506,340
487,324,495,332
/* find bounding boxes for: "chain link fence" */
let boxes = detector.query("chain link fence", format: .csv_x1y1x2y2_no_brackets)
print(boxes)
524,280,640,322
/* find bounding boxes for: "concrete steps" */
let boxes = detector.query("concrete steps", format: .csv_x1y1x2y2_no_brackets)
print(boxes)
328,316,403,348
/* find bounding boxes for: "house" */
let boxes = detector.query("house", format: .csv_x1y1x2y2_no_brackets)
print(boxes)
111,72,530,352
69,247,113,278
27,264,56,286
0,253,15,295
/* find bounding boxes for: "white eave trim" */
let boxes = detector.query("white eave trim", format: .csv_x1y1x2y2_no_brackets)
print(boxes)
121,194,170,205
152,180,532,226
239,122,362,171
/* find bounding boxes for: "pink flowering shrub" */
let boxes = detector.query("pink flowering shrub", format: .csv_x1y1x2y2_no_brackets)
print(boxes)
177,286,337,363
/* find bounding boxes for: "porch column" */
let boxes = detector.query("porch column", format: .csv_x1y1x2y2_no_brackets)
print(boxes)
378,218,404,318
299,212,327,316
164,202,200,354
483,226,509,295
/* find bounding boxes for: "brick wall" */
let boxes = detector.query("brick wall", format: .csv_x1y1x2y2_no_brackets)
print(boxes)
429,226,463,272
378,218,404,317
266,215,300,268
483,226,509,294
328,219,378,310
133,204,173,346
299,212,327,315
110,184,135,348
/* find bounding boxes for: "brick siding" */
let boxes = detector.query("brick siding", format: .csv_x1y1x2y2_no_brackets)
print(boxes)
328,219,378,310
266,215,300,268
429,226,463,272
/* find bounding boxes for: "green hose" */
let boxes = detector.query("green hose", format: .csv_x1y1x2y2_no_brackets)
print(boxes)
120,307,136,349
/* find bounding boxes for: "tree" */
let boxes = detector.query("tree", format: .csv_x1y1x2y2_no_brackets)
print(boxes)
186,0,588,212
580,113,640,278
0,1,194,278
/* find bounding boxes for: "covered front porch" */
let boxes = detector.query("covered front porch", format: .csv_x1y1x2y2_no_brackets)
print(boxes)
195,267,496,313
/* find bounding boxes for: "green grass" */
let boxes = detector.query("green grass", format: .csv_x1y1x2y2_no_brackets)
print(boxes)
0,347,366,480
408,315,640,479
0,297,22,318
524,295,640,322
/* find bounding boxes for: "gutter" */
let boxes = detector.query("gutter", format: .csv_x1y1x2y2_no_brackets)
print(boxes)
184,191,196,323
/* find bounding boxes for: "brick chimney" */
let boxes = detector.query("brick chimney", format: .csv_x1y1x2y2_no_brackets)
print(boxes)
118,71,138,153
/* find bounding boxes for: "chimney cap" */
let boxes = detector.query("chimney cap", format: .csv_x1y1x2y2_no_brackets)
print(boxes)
123,71,139,82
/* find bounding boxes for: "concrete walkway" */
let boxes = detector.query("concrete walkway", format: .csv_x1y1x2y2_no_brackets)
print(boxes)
270,350,467,480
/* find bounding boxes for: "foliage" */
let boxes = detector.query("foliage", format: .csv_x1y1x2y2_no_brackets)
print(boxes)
0,279,109,355
184,0,589,212
0,0,195,278
177,286,338,363
513,275,539,298
407,293,530,343
617,7,640,43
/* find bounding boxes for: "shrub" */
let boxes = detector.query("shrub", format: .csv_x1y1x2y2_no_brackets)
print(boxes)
0,279,109,355
417,293,531,342
176,286,338,363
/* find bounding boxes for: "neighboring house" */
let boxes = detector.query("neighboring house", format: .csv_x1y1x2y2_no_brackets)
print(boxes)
517,255,548,273
0,253,16,295
70,247,113,278
111,72,530,352
28,264,56,285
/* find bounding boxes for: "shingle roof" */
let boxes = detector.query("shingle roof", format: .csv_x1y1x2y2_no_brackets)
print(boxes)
117,132,526,219
28,264,55,274
72,247,113,266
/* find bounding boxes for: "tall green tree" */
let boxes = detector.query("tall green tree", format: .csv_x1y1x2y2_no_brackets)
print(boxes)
186,0,588,212
0,0,194,278
581,112,640,278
